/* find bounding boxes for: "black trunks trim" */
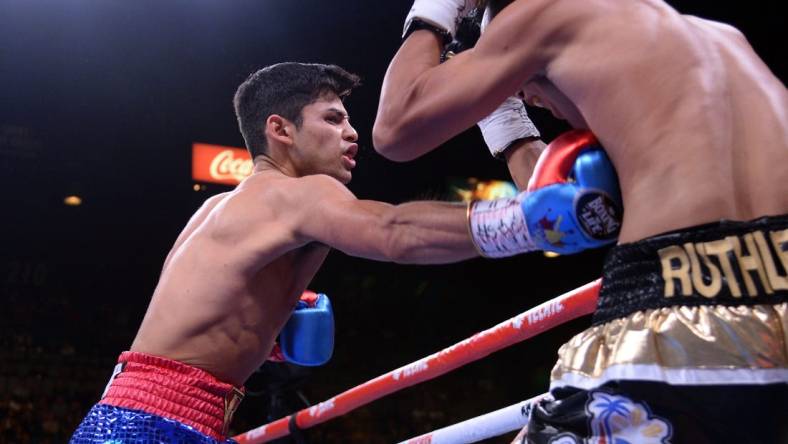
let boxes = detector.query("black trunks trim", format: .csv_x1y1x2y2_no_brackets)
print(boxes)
593,214,788,325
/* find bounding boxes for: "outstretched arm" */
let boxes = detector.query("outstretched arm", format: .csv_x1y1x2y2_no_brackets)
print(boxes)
293,130,623,261
294,175,478,264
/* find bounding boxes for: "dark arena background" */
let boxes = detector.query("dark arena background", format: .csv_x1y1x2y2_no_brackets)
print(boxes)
0,1,784,443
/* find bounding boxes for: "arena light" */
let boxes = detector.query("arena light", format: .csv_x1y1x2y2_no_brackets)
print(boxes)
449,178,517,202
64,195,82,206
543,251,560,258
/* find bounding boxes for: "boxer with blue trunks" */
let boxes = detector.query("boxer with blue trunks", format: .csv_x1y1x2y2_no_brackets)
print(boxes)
71,62,619,442
72,352,245,443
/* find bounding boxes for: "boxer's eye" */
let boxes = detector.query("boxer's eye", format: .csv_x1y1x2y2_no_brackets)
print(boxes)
325,111,347,125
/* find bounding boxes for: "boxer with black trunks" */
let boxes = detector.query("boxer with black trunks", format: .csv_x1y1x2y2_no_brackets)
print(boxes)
70,62,622,442
374,1,788,442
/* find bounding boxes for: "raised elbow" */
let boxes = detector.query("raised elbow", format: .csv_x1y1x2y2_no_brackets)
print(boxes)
372,120,414,162
371,121,393,158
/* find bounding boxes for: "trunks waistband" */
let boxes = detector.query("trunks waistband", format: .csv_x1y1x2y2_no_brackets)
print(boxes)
99,351,245,441
593,214,788,324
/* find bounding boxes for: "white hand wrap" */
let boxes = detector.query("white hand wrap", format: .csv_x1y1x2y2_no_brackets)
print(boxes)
467,194,536,258
477,96,540,159
403,0,476,39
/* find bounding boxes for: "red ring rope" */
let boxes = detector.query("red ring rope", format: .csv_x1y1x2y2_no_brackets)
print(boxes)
234,279,601,443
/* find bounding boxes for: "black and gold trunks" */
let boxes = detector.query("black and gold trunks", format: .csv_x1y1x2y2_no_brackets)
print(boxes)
595,214,788,324
524,215,788,444
553,214,788,389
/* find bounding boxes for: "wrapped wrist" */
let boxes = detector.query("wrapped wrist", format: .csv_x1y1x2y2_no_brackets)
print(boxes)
467,195,536,258
477,96,540,159
403,0,475,40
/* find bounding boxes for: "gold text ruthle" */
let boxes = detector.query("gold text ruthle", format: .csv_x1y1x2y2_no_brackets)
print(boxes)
658,228,788,298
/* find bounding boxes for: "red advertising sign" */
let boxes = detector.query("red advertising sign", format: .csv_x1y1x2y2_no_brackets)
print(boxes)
192,143,252,186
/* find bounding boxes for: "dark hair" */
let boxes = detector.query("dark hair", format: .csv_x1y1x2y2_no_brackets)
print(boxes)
233,62,361,158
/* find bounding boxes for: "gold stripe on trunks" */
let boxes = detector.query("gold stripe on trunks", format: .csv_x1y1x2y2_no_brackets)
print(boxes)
552,303,788,382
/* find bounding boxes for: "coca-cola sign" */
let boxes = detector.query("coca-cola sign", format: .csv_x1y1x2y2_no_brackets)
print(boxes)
192,143,252,186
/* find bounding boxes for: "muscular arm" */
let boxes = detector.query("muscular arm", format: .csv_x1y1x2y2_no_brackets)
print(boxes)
373,0,568,161
293,175,477,264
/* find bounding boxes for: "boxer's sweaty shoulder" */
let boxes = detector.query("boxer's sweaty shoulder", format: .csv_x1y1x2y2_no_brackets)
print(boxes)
131,172,332,384
223,173,333,294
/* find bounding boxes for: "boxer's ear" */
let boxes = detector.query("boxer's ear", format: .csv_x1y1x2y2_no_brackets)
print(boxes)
265,114,293,146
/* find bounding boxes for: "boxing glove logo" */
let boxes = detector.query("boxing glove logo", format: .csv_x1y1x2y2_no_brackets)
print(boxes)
575,191,622,241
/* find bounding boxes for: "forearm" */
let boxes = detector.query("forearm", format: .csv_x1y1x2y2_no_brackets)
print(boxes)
382,200,478,264
504,138,546,190
374,31,446,161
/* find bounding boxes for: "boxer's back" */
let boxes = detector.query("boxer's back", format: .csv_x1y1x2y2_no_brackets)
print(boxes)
526,0,788,242
131,172,329,385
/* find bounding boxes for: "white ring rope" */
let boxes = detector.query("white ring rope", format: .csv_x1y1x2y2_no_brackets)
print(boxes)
397,393,549,444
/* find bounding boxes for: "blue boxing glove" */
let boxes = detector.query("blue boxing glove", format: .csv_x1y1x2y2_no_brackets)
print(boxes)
522,130,622,254
468,130,622,256
271,291,334,367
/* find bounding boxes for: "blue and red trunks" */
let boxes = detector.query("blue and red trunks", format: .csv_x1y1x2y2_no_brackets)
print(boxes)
71,351,244,443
